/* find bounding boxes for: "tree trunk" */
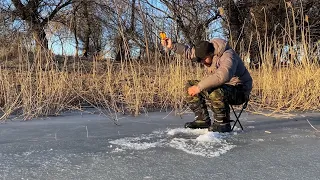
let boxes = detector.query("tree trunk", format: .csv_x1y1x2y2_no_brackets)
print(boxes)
115,36,125,61
32,25,48,49
83,32,90,57
83,1,91,57
73,8,79,58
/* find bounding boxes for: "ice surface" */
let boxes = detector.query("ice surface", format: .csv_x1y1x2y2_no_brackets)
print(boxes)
109,128,236,158
1,111,320,180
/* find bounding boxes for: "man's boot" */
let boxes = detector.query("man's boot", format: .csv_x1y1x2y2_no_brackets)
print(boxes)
208,122,232,132
184,102,211,129
208,107,232,133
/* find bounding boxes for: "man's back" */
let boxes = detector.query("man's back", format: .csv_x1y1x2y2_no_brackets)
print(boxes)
197,38,253,96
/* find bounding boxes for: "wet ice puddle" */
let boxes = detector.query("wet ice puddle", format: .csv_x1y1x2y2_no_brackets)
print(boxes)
109,128,240,158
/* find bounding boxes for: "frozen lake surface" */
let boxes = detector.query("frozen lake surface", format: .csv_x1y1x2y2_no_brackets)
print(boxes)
0,110,319,180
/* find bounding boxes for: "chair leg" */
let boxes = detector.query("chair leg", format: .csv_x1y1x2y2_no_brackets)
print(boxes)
230,105,245,131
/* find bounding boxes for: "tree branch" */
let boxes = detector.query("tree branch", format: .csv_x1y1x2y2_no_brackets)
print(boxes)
11,0,27,19
205,12,221,27
42,0,73,25
144,0,174,19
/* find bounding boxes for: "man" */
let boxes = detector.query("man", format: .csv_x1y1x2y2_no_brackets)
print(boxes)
162,38,253,133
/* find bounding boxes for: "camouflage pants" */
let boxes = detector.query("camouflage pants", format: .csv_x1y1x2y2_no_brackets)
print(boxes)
185,80,248,123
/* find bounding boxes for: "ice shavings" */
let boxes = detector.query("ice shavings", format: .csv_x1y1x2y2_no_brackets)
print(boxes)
232,126,242,131
109,139,160,150
167,128,208,136
109,128,237,158
167,127,241,136
169,138,235,158
111,147,125,153
109,132,165,150
251,138,264,142
196,132,223,142
168,129,235,157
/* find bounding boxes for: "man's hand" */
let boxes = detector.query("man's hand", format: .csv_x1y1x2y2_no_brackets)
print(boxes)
161,38,173,49
188,85,201,96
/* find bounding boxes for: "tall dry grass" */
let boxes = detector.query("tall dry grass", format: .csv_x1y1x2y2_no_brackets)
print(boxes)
0,49,206,120
0,45,319,120
244,1,320,113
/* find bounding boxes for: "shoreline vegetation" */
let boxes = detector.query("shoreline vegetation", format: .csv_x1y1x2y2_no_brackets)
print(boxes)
0,46,319,121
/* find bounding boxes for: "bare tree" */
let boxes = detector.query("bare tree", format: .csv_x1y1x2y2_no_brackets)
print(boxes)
217,0,287,67
71,0,103,57
145,0,222,45
97,0,151,61
218,0,320,67
111,0,138,61
290,0,320,42
8,0,73,49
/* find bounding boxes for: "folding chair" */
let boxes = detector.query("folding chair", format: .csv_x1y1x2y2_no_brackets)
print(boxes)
229,100,248,131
